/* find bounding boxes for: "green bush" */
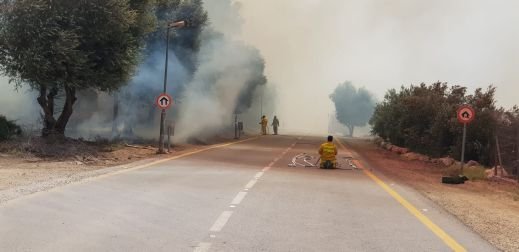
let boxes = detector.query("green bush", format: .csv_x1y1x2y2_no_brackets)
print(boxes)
370,82,497,165
0,115,22,141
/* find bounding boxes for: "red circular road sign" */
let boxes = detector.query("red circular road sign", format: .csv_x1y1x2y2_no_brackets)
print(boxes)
155,93,173,110
457,105,476,124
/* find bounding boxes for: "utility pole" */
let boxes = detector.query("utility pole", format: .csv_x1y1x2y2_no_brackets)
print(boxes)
234,114,239,139
158,20,185,154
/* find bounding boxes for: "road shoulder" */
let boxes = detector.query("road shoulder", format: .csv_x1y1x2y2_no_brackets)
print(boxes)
345,138,519,252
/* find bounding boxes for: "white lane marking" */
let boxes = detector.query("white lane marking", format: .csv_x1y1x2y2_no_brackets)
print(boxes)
245,179,258,189
268,161,275,167
210,211,233,232
194,242,212,252
254,172,264,179
231,192,248,205
262,167,271,172
230,205,236,208
210,234,216,238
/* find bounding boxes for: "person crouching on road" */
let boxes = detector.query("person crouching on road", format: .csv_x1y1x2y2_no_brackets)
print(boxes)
260,115,268,135
319,135,338,169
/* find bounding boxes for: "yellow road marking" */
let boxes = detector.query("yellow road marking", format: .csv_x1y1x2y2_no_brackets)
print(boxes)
2,137,260,206
335,138,466,252
95,137,260,179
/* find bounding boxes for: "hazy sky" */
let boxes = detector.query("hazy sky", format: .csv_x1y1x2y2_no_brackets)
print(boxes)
236,0,519,133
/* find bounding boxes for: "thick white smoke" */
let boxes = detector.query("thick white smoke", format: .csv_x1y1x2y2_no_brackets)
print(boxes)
175,33,265,141
238,0,519,134
0,76,39,127
174,0,267,141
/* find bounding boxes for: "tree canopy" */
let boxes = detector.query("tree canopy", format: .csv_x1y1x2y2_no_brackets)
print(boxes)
330,82,376,136
0,0,155,136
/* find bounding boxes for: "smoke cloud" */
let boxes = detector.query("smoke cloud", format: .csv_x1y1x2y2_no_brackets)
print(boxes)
72,0,268,142
237,0,519,134
0,77,39,127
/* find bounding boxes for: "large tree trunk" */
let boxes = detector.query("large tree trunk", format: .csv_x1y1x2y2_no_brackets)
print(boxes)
54,86,77,134
37,85,77,137
347,125,355,137
37,86,58,136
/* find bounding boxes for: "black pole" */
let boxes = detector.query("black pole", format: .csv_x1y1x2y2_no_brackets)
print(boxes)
234,114,239,139
158,28,170,154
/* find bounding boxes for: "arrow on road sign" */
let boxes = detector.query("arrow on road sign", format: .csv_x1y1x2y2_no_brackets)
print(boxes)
457,105,475,124
156,93,173,110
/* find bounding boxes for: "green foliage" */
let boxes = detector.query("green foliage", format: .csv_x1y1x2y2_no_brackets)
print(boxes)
0,0,155,135
0,115,22,141
370,82,498,165
330,82,376,136
0,0,151,91
494,106,519,172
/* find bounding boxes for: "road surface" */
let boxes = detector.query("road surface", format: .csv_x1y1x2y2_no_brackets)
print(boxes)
0,136,497,251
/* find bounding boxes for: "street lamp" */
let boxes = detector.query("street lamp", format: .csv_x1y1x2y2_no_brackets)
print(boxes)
158,20,186,154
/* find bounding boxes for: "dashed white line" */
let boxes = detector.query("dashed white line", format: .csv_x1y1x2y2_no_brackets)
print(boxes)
194,242,212,252
254,171,264,179
210,211,233,232
245,179,258,189
231,192,248,205
194,141,297,252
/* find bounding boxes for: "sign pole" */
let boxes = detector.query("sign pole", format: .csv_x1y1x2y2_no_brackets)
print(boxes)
457,105,475,175
158,27,170,154
460,123,467,175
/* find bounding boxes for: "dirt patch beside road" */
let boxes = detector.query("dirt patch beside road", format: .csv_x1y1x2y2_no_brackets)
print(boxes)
345,138,519,252
0,136,242,204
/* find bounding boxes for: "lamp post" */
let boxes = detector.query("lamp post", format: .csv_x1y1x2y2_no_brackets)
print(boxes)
158,20,186,154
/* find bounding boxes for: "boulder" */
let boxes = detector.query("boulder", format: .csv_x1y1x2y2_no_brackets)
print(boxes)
402,152,430,162
439,157,455,167
391,146,409,154
466,160,480,167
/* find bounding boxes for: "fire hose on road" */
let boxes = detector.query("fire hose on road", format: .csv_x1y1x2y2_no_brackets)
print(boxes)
288,153,359,170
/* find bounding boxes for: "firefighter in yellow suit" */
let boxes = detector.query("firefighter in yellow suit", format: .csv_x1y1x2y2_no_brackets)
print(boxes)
260,115,268,135
319,135,338,169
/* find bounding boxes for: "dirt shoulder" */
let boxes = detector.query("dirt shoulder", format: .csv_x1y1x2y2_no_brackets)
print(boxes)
345,138,519,252
0,136,245,204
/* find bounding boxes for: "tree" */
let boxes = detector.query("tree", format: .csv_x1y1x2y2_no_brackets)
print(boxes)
330,82,376,137
0,0,155,137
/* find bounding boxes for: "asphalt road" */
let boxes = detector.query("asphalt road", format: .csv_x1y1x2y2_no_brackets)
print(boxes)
0,136,497,252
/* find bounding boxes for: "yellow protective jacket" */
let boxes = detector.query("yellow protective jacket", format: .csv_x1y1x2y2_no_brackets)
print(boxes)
319,142,338,161
261,118,268,127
